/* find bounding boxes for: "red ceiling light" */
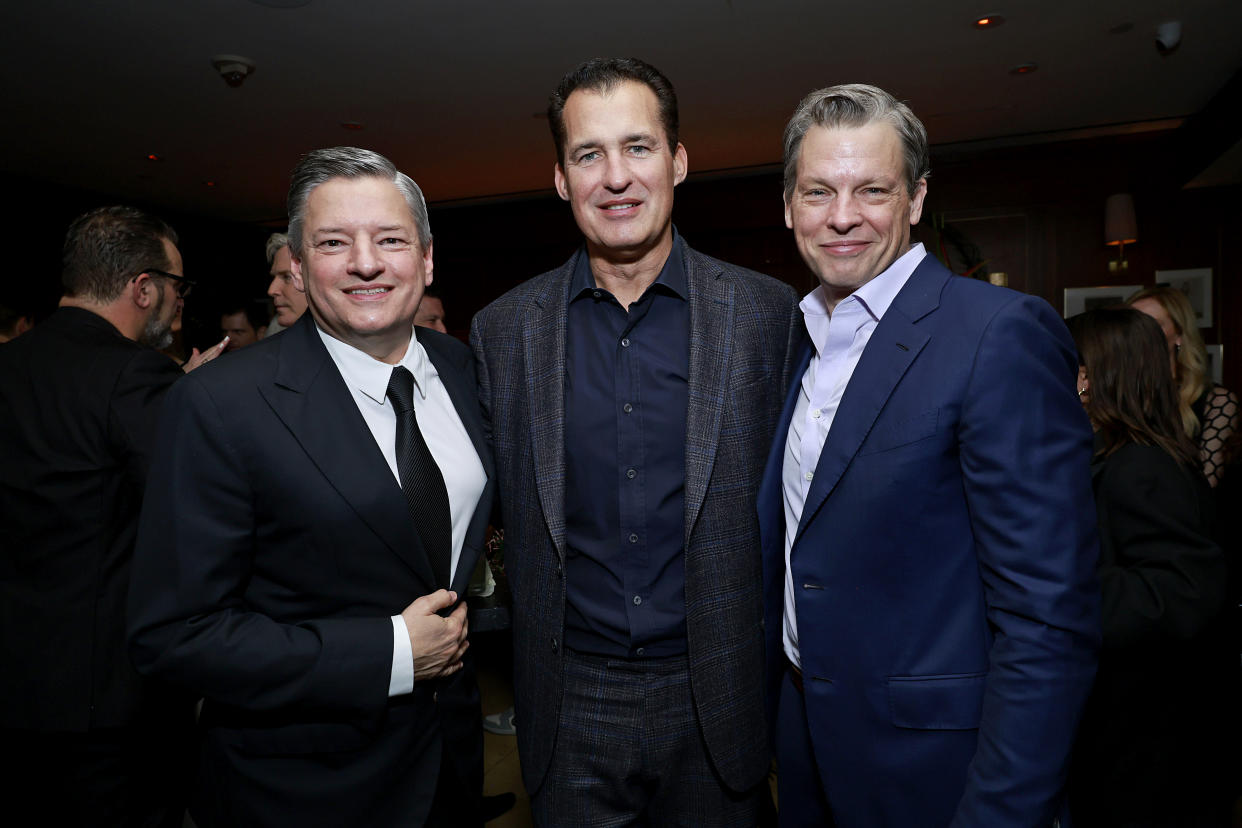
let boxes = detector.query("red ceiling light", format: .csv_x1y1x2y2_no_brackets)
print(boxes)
340,121,365,131
973,14,1005,29
1009,62,1038,75
205,181,216,188
146,153,161,161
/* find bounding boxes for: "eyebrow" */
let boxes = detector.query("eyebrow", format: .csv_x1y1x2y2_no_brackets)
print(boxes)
568,132,659,157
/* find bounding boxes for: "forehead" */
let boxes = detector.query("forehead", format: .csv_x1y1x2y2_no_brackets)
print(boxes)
161,237,184,275
270,246,292,272
562,81,663,146
796,121,904,179
304,175,414,228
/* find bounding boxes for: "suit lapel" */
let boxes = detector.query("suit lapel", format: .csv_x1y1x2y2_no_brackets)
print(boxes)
259,316,436,590
794,258,945,543
524,256,575,562
683,247,733,547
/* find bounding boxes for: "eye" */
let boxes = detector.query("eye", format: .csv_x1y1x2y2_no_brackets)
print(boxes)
318,239,343,249
577,150,600,164
627,144,651,156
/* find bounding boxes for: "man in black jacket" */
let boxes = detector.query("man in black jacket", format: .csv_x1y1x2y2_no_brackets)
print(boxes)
0,206,218,825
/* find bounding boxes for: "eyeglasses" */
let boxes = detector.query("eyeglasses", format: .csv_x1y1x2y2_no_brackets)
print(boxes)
137,268,196,298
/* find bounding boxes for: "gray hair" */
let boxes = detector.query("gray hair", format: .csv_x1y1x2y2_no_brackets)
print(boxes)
265,232,290,266
782,84,929,202
287,147,431,254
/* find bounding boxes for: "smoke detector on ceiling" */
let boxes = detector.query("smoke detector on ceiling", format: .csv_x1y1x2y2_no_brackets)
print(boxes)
211,55,256,87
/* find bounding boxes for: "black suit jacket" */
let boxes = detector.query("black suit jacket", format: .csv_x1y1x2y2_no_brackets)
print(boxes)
0,307,185,730
128,315,495,827
1071,442,1233,825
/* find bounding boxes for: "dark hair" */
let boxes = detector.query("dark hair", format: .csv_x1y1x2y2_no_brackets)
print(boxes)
287,147,430,254
61,206,178,303
782,83,929,202
220,299,270,333
1066,307,1200,471
548,58,679,167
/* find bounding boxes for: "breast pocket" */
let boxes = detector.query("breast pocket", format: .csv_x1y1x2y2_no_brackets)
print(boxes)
859,408,939,456
887,671,986,730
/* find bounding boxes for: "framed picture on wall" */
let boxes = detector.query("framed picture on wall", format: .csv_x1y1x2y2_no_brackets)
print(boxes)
1155,268,1213,328
1205,344,1223,384
1063,285,1141,318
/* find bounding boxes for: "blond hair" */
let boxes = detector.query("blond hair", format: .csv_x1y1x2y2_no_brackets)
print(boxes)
1126,285,1207,438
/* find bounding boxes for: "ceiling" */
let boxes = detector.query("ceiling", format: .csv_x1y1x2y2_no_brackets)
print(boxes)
4,0,1240,223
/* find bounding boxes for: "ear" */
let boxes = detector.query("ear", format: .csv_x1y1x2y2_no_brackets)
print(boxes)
289,248,306,293
784,194,794,230
908,178,928,226
422,237,435,287
131,272,158,309
553,162,569,202
672,143,688,187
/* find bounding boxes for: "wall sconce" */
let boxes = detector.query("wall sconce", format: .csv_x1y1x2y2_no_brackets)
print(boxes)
1105,193,1137,273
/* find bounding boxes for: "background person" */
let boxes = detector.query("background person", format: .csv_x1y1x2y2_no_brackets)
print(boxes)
264,230,308,335
1066,307,1234,827
1128,285,1239,487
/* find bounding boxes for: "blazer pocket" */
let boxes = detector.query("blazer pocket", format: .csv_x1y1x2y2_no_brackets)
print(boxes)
858,408,939,456
887,672,986,730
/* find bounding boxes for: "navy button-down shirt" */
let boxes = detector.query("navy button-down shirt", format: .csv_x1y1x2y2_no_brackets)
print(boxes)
563,234,690,658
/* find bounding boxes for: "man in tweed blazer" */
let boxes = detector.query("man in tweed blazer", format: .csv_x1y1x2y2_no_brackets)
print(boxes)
471,59,801,824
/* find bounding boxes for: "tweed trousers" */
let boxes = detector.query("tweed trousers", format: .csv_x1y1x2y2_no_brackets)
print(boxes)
530,650,764,827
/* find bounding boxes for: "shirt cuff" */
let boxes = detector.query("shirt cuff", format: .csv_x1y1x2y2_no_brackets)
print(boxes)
389,614,414,696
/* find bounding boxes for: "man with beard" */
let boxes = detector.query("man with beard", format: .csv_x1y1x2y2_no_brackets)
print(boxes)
0,205,216,826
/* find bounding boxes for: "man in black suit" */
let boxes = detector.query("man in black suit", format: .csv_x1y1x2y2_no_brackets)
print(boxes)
0,205,202,826
128,147,494,827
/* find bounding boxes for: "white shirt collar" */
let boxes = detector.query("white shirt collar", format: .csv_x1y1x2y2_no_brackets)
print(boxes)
798,243,928,355
316,324,432,405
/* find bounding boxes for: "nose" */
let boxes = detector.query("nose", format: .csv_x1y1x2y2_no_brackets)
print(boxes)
603,153,631,192
348,237,383,278
826,193,862,234
266,276,281,299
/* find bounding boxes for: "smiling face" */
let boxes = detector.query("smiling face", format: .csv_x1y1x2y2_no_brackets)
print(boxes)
267,245,307,327
290,175,432,363
784,121,927,309
553,80,687,268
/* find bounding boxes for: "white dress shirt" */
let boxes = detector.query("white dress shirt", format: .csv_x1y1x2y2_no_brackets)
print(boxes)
318,325,487,695
782,244,927,667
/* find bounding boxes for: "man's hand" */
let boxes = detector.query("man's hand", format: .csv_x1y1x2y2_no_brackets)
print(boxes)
183,336,229,372
402,589,469,681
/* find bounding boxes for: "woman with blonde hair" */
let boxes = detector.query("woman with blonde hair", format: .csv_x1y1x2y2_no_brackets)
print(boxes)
1128,285,1238,486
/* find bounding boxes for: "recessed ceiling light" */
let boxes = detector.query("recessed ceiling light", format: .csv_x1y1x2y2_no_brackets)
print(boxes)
340,121,365,131
1009,62,1038,75
973,14,1005,29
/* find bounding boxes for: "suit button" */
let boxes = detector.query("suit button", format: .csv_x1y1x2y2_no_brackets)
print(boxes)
551,637,558,653
554,561,563,577
626,468,637,479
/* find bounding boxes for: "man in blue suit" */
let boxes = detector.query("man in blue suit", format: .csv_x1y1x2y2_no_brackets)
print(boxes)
760,84,1100,826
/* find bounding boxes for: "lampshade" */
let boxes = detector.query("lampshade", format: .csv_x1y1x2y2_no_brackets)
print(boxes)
1104,193,1137,246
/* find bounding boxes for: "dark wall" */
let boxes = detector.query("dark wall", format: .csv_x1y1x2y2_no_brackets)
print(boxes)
8,129,1238,389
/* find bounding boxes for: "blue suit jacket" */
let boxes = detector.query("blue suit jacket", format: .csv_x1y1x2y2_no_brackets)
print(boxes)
758,255,1101,827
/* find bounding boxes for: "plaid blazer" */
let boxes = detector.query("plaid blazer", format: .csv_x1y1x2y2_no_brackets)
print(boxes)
470,243,802,795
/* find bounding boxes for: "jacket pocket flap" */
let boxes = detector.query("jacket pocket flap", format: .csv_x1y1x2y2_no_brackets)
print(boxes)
859,408,939,455
887,672,985,730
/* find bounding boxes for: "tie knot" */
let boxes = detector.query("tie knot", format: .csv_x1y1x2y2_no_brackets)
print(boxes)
386,366,416,414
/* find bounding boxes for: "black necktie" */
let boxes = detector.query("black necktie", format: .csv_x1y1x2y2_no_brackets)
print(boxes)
386,366,452,590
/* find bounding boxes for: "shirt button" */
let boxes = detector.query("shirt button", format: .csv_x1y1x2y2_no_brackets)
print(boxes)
623,403,633,413
636,647,645,656
804,472,813,481
626,468,636,479
592,290,602,299
629,533,639,543
633,595,642,606
811,409,822,419
620,337,631,347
